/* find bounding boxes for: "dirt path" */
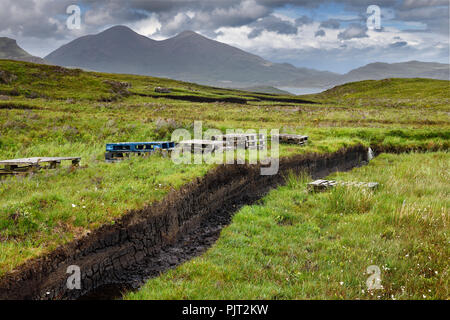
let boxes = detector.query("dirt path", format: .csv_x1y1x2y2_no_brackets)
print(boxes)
0,145,368,300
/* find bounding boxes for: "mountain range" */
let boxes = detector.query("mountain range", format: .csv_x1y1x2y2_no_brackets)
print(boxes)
2,26,449,89
44,26,340,88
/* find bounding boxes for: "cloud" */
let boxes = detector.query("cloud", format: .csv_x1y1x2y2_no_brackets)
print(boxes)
401,0,449,9
129,14,162,37
389,41,408,48
0,0,72,39
247,15,298,39
396,5,449,33
295,15,313,26
319,19,340,29
0,0,448,40
338,23,368,40
248,29,263,39
144,0,272,36
315,29,326,37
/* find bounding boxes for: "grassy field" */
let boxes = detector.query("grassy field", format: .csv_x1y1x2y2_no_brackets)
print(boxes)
0,59,448,297
126,152,449,300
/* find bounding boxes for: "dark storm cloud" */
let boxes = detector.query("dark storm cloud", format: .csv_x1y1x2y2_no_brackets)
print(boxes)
295,15,313,26
396,5,449,34
247,15,298,39
0,0,72,39
145,0,448,36
319,19,340,29
401,0,449,9
248,29,263,39
315,29,326,37
390,41,408,47
148,0,272,36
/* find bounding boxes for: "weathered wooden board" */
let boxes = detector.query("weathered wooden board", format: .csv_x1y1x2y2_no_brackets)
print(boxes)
308,179,379,192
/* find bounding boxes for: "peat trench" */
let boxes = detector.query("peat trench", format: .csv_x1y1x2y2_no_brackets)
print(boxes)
134,92,317,105
0,144,376,300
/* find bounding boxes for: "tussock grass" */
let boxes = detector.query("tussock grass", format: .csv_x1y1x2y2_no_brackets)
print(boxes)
126,152,449,300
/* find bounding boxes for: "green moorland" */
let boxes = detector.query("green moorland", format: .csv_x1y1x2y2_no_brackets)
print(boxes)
126,152,449,300
0,59,449,294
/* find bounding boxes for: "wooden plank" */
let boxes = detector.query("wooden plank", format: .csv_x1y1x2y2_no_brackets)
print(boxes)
308,179,379,192
0,157,81,166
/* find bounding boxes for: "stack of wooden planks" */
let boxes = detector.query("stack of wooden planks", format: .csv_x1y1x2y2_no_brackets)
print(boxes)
273,134,309,145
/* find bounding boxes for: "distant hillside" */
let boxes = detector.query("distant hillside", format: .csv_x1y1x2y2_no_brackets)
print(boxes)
0,37,46,64
0,59,318,104
341,61,449,83
236,86,293,95
305,78,450,108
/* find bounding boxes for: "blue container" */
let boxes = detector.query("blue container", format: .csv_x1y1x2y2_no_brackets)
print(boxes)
106,141,175,153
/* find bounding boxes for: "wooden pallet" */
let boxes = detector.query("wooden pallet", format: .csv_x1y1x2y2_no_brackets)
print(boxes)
308,179,379,192
274,134,309,145
211,133,266,150
105,149,172,162
0,157,80,175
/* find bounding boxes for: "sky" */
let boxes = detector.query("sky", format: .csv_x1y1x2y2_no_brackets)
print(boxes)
0,0,448,73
